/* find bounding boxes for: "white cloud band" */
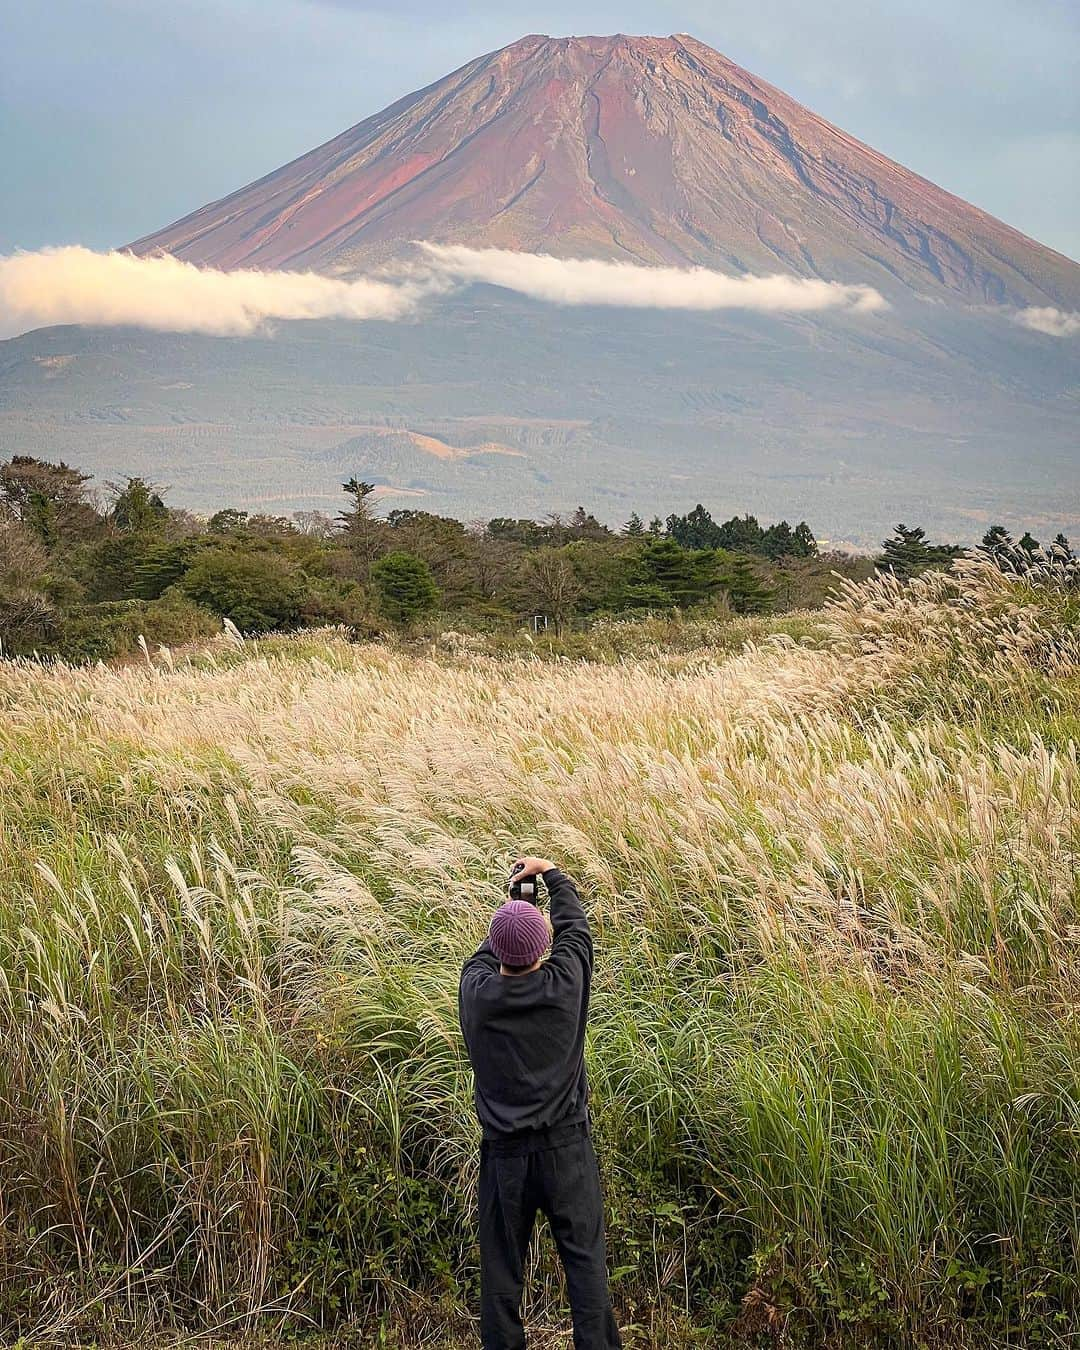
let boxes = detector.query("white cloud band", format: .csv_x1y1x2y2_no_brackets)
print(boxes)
0,245,438,339
1014,306,1080,338
0,243,891,340
416,243,889,314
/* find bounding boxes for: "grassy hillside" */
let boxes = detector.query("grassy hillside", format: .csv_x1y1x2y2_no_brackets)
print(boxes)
0,558,1077,1347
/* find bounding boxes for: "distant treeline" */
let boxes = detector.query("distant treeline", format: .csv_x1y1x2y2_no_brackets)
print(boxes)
0,455,1071,661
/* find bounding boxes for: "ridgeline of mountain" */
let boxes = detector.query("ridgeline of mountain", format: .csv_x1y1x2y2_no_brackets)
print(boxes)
131,33,1078,309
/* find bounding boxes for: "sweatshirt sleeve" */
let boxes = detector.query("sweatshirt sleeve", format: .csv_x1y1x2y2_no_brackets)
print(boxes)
543,867,593,978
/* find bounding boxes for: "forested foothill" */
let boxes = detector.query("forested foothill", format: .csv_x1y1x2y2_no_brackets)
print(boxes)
0,454,1072,662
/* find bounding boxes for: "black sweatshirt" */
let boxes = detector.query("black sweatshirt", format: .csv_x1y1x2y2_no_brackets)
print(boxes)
458,868,593,1142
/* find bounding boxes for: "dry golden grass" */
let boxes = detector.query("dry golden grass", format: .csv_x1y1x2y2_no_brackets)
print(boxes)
0,556,1076,1346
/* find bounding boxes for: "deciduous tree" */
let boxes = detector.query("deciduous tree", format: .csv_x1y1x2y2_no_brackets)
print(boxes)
519,548,581,634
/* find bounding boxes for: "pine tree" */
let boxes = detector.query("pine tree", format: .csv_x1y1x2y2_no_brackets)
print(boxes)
646,516,664,536
636,538,699,606
981,524,1013,558
338,478,385,581
793,521,818,557
666,504,722,549
722,554,776,614
627,538,724,609
761,520,794,559
370,550,439,626
622,512,645,537
715,514,765,553
880,524,929,578
338,478,376,529
980,524,1039,574
878,524,957,580
132,538,201,599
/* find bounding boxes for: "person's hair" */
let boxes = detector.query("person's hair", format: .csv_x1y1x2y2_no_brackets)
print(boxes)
501,958,538,974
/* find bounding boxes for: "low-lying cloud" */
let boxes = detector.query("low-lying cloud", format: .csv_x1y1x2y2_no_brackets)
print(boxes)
1014,305,1080,338
417,243,889,314
0,242,892,340
7,245,1076,353
0,245,439,339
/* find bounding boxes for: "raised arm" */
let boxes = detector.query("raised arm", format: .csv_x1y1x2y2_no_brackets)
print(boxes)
510,856,593,978
543,868,591,952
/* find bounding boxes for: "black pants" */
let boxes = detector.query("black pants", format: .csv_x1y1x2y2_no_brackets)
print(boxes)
478,1121,622,1350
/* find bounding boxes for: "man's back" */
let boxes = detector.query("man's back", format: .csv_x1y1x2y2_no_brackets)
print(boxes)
459,867,592,1138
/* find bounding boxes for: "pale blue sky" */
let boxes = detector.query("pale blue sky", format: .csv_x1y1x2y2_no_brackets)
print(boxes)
2,0,1077,260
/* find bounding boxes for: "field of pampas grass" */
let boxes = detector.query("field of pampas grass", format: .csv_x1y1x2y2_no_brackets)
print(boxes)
0,557,1077,1347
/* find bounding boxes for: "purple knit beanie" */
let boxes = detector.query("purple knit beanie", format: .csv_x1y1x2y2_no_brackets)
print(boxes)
489,900,551,967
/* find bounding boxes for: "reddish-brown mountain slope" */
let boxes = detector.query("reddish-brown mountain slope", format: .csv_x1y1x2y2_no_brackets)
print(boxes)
131,33,1079,308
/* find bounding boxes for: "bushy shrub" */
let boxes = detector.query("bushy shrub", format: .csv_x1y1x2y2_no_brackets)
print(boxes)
178,547,307,633
50,595,219,661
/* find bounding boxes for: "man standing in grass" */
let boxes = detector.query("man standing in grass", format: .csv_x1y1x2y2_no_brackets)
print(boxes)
459,856,622,1350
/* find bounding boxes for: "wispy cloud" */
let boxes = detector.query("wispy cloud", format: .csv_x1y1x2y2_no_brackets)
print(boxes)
1014,306,1080,338
0,243,890,340
0,246,442,339
417,244,889,314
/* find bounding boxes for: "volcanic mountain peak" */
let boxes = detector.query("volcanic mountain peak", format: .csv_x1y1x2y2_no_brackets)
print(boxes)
131,32,1079,309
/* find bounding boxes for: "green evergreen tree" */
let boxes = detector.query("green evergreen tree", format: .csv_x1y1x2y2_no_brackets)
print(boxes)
793,521,818,557
761,520,795,559
338,478,385,580
338,478,376,523
638,538,700,607
715,514,765,553
981,524,1040,574
622,512,645,538
646,516,664,536
625,538,724,609
371,550,439,626
981,524,1013,558
132,539,202,599
90,535,161,601
879,524,956,580
722,554,776,614
666,504,723,549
